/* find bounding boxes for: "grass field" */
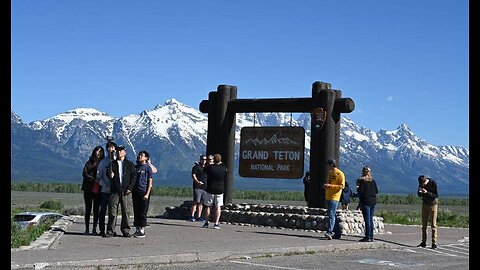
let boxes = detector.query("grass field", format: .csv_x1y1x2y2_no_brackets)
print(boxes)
11,191,469,217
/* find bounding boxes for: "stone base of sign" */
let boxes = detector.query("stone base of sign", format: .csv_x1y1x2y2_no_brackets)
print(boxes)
161,201,384,235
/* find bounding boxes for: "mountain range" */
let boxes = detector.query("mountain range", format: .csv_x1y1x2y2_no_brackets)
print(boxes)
11,99,469,196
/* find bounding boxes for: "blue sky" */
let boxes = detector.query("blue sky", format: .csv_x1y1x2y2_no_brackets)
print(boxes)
11,0,469,147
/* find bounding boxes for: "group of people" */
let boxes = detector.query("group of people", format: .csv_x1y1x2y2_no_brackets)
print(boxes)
188,154,228,229
82,147,229,238
305,159,439,248
81,141,157,239
84,145,439,247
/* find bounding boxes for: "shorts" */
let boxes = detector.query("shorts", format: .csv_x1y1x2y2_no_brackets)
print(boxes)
204,193,224,207
193,189,206,203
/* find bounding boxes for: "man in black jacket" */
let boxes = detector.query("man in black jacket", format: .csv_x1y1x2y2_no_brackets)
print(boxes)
106,145,137,237
417,175,439,249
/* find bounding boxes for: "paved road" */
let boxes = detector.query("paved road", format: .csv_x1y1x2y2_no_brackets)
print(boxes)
11,216,469,269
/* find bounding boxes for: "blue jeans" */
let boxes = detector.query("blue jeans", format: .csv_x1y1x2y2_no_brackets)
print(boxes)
361,204,376,239
98,192,111,234
326,200,339,233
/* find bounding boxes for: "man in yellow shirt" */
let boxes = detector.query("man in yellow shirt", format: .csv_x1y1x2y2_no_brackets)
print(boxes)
323,159,345,240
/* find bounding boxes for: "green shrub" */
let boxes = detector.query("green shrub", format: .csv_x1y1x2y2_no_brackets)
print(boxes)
39,200,63,210
11,217,56,248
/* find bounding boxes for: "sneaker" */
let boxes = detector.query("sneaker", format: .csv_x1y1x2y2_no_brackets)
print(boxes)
359,237,370,242
431,244,437,249
196,217,205,222
417,242,426,248
202,222,209,228
187,216,196,222
134,231,145,238
92,230,98,236
324,232,334,240
370,238,374,242
103,232,115,238
122,232,132,238
84,229,90,235
213,224,220,229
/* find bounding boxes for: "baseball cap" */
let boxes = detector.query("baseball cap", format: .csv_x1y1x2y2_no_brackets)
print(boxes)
326,159,337,166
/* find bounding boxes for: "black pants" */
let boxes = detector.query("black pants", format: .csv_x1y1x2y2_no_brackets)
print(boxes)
98,192,111,234
132,191,149,228
83,191,100,230
304,184,309,206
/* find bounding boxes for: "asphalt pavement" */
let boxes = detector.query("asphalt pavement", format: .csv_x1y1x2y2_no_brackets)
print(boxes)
10,216,469,269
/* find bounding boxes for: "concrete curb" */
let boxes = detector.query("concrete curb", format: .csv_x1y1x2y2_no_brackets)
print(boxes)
11,216,75,251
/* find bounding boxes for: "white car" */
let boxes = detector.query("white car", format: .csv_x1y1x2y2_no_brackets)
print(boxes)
14,212,64,230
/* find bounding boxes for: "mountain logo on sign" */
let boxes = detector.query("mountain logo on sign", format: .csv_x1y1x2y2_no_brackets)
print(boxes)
245,135,299,146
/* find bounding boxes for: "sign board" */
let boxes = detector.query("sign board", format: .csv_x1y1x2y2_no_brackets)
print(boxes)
239,126,305,179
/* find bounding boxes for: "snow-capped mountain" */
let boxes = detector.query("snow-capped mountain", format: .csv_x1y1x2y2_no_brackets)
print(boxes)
11,100,469,195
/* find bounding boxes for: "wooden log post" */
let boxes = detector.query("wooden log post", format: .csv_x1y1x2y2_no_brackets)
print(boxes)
309,82,336,208
200,81,354,208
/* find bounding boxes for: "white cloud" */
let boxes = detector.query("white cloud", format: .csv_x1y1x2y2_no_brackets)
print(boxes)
387,96,394,102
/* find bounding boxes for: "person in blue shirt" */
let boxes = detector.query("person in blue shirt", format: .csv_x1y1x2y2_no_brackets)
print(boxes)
132,151,154,238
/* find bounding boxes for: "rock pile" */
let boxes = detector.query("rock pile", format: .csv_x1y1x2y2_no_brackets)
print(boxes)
161,201,384,235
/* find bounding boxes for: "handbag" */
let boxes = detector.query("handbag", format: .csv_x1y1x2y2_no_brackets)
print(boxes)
91,181,100,194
